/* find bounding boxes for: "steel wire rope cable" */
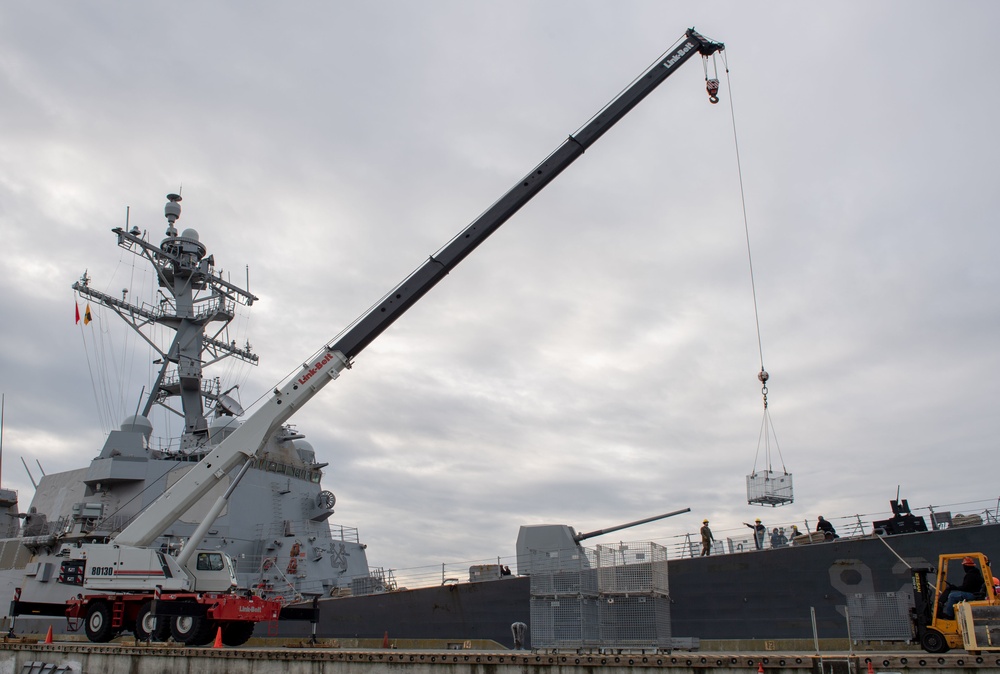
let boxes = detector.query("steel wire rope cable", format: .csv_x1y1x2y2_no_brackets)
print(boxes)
89,255,177,526
86,237,202,529
216,266,257,419
87,246,251,529
121,239,158,429
718,50,787,478
88,260,358,519
92,277,119,435
85,283,111,433
75,289,109,434
87,239,143,435
150,286,177,451
94,245,133,432
116,233,142,425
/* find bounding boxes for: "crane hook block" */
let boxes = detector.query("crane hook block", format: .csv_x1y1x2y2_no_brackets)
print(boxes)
706,79,720,104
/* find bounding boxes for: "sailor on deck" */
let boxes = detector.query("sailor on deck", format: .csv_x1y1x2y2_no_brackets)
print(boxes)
744,518,765,550
700,519,714,556
816,516,838,540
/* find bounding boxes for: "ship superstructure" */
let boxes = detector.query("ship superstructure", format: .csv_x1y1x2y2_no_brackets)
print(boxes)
5,195,379,609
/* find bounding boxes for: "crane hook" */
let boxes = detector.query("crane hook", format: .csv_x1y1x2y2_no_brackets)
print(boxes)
758,369,769,409
706,78,720,104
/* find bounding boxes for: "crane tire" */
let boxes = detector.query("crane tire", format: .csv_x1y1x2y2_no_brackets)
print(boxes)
134,601,170,642
171,614,217,646
84,602,115,643
221,621,256,646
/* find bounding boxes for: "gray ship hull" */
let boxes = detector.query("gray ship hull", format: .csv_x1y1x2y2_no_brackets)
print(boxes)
277,522,1000,648
668,522,1000,641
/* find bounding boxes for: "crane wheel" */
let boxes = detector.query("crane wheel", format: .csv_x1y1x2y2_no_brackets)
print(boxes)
171,614,217,646
134,601,170,642
84,602,116,643
221,621,256,646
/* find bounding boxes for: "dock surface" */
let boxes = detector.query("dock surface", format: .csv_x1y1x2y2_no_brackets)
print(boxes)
3,642,1000,674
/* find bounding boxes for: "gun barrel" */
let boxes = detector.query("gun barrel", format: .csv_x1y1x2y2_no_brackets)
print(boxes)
574,507,691,542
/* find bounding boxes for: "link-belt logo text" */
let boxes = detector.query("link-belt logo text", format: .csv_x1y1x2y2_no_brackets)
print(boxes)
663,42,694,69
297,353,334,386
239,606,263,614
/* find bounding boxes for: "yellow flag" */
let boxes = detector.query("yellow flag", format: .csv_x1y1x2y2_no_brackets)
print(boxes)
84,304,92,325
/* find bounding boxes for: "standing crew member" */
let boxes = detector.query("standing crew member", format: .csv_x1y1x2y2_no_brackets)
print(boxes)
744,518,765,550
700,519,714,556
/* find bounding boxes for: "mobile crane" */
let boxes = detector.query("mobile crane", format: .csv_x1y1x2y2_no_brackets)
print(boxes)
11,28,724,645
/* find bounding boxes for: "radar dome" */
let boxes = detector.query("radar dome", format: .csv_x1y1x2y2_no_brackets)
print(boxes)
120,415,153,438
180,228,200,242
293,440,316,463
209,416,242,443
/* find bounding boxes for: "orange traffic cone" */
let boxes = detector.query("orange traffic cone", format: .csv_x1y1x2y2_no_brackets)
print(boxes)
383,630,390,648
44,625,53,644
213,626,223,649
867,661,874,674
757,664,763,674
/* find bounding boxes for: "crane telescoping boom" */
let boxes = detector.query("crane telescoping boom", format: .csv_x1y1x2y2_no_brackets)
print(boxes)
112,28,725,555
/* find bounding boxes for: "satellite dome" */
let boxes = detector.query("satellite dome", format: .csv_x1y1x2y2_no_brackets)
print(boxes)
293,439,316,463
208,416,242,442
120,415,153,438
180,228,200,242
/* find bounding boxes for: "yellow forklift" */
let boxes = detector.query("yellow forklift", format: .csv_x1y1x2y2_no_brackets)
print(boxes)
911,552,999,653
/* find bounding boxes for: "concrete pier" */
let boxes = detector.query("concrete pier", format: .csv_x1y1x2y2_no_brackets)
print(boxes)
2,642,1000,674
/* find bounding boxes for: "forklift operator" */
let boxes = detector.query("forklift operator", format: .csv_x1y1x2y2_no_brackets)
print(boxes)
941,556,984,619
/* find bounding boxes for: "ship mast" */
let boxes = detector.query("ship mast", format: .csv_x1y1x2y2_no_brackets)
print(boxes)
72,194,258,453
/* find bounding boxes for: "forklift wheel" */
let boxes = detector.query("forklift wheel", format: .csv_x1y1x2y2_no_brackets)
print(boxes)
920,629,950,654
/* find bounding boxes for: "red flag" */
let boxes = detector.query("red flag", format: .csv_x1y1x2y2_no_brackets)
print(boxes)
75,302,81,324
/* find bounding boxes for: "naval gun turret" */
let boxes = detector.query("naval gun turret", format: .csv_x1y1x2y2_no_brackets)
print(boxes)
515,508,690,575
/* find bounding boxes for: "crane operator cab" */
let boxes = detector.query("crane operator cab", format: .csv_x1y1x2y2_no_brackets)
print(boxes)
183,550,238,592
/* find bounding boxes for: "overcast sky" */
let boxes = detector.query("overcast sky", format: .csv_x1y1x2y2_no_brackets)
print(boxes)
1,2,998,583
